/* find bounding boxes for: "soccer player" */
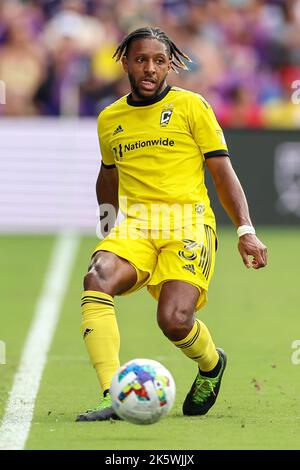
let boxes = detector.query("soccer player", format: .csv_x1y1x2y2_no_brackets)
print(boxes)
76,27,267,422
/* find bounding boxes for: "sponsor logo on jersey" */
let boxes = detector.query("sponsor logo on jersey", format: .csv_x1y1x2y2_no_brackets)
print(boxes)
124,137,175,151
113,137,175,160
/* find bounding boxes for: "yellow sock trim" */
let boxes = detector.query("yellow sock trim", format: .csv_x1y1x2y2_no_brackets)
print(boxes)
173,319,219,372
81,290,120,392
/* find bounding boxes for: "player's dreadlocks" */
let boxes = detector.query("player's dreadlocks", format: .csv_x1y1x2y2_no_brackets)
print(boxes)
113,27,192,72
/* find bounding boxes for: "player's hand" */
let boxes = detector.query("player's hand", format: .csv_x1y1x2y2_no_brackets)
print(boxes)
238,234,268,269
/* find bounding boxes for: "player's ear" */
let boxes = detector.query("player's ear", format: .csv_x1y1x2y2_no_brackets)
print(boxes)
167,58,172,73
121,57,128,74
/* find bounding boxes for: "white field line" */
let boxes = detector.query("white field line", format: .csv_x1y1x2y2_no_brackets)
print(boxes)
0,233,80,450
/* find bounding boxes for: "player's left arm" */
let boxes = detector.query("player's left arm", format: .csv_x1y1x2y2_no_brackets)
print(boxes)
206,156,268,269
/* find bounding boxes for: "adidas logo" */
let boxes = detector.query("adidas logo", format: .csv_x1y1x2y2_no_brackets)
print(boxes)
113,124,123,136
182,264,196,275
83,328,94,339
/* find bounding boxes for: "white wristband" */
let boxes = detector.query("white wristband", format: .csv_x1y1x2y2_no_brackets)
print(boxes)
237,225,256,237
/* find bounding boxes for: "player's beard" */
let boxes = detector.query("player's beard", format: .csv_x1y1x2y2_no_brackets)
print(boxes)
128,71,167,100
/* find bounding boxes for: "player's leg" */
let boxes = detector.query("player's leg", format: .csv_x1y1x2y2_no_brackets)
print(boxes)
77,250,138,422
82,251,137,392
77,221,156,422
157,280,219,369
149,225,226,415
157,280,226,416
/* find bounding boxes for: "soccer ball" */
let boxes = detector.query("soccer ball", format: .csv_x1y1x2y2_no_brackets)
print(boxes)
110,358,176,425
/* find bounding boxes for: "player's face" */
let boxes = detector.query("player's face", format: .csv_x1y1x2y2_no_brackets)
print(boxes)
122,38,171,101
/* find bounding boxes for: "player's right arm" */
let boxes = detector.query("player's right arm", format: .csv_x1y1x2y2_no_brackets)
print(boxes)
96,165,119,238
97,110,119,238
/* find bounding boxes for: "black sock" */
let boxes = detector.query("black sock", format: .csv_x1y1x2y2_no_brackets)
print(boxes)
200,357,222,378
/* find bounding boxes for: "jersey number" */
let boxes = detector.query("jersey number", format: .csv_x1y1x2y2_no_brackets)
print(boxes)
113,143,123,161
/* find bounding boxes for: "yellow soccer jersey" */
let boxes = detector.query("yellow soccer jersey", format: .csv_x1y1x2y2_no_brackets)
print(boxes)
97,86,229,232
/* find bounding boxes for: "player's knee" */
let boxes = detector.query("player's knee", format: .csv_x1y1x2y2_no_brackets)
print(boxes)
83,253,115,294
157,306,194,341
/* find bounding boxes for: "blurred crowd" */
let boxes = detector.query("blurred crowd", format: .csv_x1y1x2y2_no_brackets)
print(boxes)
0,0,300,128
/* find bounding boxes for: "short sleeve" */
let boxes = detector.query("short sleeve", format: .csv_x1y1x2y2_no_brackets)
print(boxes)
97,111,116,168
189,94,229,159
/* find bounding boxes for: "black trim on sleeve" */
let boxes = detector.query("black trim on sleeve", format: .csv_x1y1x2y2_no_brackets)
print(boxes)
101,162,116,169
204,150,230,159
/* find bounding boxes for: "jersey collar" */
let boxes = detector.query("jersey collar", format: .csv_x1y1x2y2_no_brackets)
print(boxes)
127,85,171,107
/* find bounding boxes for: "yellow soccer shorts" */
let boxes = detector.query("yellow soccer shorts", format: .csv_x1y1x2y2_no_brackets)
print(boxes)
92,220,217,311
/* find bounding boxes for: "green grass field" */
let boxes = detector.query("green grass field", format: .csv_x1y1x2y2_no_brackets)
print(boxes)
1,228,300,450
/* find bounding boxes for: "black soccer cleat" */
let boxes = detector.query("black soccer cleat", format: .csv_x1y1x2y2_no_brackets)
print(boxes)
76,393,121,422
182,348,227,416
